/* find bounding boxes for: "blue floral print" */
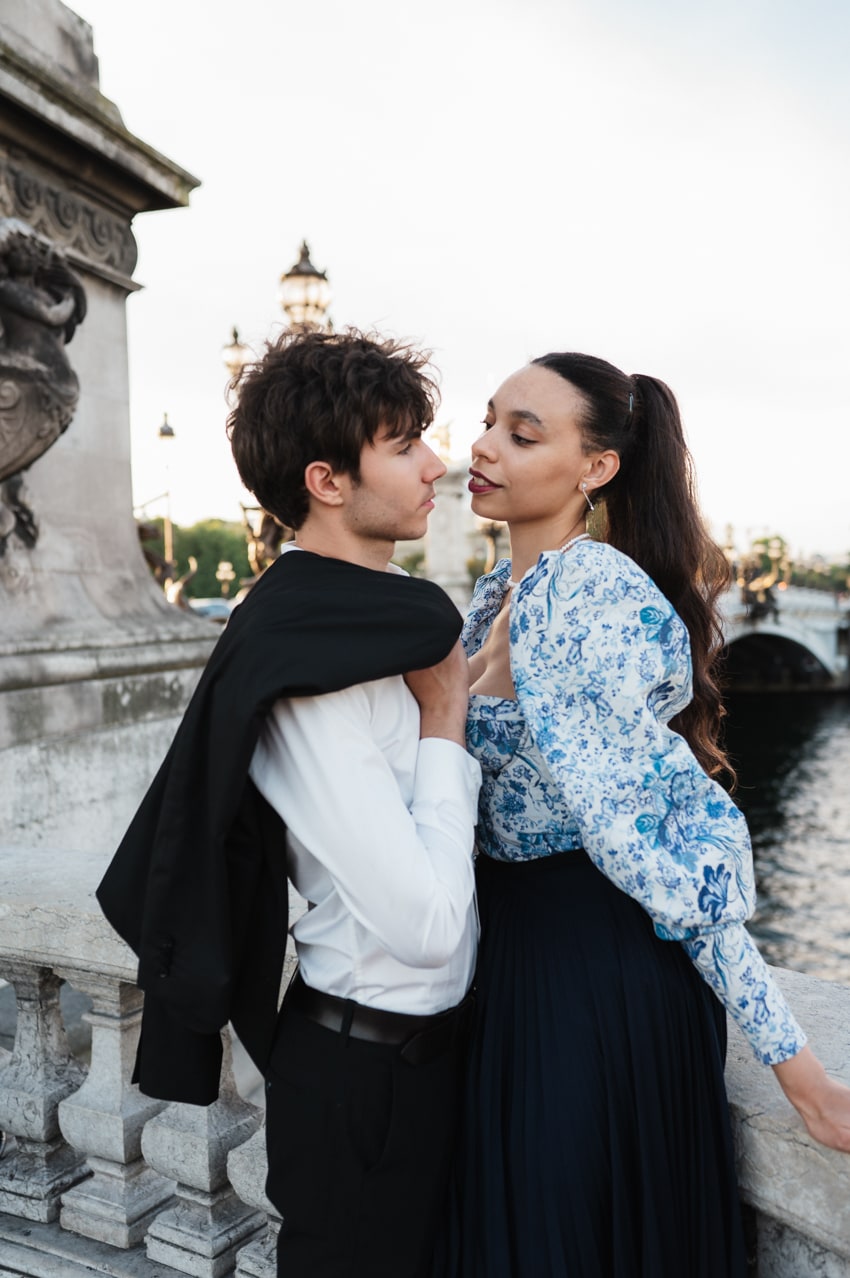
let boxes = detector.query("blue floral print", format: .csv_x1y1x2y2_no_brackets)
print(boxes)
699,863,732,923
468,695,583,865
463,539,806,1066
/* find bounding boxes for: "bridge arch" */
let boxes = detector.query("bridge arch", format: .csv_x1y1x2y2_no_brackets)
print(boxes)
722,621,835,690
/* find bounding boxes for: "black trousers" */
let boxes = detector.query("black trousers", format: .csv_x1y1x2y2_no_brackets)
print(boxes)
264,991,469,1278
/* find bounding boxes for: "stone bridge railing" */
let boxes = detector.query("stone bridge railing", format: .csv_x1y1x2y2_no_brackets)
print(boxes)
1,847,849,1278
0,844,288,1278
719,583,850,685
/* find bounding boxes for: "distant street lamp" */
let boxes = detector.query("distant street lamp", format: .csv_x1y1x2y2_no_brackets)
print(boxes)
219,243,331,592
215,559,236,598
221,325,253,379
279,240,333,332
158,412,176,587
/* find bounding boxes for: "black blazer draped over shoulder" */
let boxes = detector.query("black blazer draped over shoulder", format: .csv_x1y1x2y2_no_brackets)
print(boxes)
97,551,462,1105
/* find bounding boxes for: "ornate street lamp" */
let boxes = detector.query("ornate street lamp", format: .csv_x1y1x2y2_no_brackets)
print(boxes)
279,240,332,331
221,326,253,379
219,244,332,596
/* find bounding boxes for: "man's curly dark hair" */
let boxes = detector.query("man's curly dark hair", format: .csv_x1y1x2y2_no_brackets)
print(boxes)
227,327,440,529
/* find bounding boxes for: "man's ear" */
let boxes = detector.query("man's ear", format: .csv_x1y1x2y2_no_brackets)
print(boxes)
304,460,345,508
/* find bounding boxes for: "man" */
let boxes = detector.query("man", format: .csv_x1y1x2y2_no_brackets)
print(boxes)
98,329,480,1277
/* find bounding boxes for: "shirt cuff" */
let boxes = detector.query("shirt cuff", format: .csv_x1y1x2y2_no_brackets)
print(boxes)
414,737,482,806
681,928,808,1066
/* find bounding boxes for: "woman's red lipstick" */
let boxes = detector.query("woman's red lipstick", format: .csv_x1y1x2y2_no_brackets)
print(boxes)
468,468,501,494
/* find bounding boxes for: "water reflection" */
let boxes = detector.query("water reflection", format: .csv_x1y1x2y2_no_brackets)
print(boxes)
725,694,850,985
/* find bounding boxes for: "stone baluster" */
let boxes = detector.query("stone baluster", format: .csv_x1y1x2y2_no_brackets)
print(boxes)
56,970,173,1248
227,1124,281,1278
142,1029,264,1277
0,961,88,1221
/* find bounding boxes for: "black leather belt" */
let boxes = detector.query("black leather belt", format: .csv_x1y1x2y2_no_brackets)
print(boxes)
286,971,472,1065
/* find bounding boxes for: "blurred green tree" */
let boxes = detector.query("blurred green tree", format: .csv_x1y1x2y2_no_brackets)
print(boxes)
139,518,252,597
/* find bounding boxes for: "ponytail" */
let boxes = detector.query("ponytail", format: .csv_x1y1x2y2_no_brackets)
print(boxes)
532,354,733,783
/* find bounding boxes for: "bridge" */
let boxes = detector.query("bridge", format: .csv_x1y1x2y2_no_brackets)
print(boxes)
719,583,850,691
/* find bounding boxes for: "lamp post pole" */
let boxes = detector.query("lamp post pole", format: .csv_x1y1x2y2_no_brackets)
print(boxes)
157,412,175,588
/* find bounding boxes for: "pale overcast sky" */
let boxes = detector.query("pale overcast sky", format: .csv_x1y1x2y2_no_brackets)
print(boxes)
74,0,850,560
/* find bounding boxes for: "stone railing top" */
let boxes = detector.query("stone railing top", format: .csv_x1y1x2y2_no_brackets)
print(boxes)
719,591,848,623
0,843,134,981
0,628,216,694
725,966,850,1259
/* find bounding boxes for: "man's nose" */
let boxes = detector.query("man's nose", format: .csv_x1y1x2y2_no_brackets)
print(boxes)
423,442,447,480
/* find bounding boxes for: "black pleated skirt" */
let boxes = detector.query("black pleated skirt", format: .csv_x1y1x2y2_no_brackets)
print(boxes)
435,851,747,1278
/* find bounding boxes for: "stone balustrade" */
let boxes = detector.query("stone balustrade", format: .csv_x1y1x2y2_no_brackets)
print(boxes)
1,846,849,1277
0,844,279,1278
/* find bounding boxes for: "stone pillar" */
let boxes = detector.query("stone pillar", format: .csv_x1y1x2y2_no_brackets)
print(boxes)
56,970,173,1248
142,1031,264,1277
0,961,88,1221
227,1125,281,1278
0,0,214,859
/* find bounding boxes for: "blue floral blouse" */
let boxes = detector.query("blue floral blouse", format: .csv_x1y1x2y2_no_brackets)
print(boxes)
463,538,806,1066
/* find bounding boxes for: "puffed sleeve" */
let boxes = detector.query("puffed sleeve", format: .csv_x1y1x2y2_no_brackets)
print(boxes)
510,541,806,1065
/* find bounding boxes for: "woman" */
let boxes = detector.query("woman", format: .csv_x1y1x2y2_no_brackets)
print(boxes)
438,353,850,1277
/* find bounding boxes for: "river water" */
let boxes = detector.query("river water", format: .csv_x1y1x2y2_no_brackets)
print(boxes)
725,694,850,986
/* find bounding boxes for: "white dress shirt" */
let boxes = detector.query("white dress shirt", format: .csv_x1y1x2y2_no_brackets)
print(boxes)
249,669,481,1015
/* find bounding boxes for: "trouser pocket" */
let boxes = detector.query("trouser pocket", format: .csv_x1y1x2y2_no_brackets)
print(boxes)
264,1006,396,1233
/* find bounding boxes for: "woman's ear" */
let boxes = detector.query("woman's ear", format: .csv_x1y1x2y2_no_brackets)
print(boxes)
583,449,620,495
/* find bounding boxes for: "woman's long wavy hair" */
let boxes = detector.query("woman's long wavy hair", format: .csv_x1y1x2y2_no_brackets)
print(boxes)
532,352,733,782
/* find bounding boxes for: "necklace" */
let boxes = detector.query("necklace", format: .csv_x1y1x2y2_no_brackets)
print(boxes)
507,532,590,589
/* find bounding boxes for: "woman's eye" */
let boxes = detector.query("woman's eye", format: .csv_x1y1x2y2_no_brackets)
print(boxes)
511,434,534,446
480,419,494,431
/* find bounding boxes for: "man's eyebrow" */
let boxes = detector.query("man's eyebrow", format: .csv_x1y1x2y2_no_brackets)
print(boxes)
383,421,422,442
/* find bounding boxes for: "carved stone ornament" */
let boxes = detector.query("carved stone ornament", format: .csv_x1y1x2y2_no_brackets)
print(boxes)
0,217,87,553
0,161,138,280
